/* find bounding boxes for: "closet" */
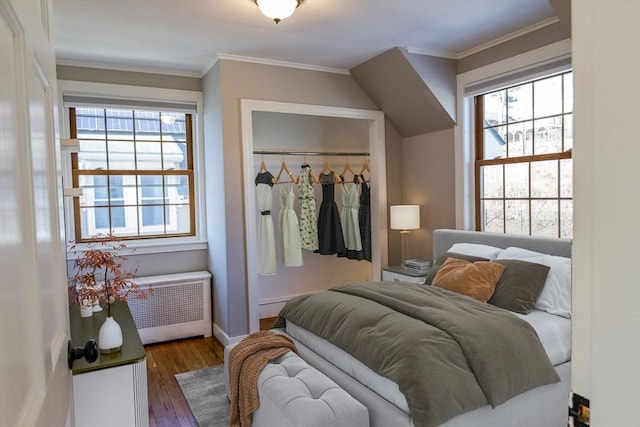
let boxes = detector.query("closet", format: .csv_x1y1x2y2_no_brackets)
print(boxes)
241,100,387,333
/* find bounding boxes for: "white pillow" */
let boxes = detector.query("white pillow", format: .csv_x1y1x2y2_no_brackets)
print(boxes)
496,247,572,318
448,243,504,260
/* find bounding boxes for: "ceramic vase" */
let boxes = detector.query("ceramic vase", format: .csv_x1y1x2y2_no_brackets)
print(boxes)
98,316,123,354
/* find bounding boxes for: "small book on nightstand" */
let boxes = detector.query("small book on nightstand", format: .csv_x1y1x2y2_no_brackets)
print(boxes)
404,259,431,272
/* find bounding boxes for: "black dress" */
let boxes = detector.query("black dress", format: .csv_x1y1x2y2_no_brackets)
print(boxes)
316,171,347,256
358,175,371,262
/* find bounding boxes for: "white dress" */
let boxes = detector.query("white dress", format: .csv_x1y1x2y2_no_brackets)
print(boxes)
340,180,364,260
278,184,303,267
256,171,277,275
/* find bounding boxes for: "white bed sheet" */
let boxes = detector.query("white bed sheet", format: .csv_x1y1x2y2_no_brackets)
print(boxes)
285,307,571,418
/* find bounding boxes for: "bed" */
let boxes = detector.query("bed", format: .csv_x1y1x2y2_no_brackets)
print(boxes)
275,229,572,427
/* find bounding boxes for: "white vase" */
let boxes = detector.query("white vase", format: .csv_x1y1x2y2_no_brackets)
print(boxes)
92,299,103,312
98,316,123,354
79,298,93,318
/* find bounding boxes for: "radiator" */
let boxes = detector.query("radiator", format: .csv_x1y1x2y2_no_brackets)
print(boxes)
127,271,212,345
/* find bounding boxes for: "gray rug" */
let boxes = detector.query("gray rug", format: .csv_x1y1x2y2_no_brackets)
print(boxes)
175,365,230,427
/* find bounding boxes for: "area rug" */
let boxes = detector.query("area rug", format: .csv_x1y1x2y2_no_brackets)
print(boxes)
175,365,230,427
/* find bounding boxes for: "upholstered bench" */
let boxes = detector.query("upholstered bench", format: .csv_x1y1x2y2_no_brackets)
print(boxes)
224,344,369,427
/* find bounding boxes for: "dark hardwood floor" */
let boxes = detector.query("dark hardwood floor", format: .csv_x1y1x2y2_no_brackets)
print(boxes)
146,317,278,427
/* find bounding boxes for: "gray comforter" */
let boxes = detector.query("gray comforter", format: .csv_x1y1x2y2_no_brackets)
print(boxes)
275,281,560,427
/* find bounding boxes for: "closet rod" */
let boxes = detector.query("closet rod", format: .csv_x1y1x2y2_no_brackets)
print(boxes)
253,150,370,157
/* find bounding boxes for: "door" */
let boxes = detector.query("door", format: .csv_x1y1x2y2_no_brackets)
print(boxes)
0,0,73,426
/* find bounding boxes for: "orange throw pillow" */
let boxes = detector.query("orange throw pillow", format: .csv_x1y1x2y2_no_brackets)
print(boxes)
432,257,506,302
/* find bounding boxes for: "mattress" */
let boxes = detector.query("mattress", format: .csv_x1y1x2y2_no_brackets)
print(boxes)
285,308,571,417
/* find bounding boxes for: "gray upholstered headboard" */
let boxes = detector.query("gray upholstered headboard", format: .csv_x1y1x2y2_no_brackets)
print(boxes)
432,229,572,260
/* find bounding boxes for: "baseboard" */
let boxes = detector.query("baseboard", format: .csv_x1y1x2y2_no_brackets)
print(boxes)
212,322,246,347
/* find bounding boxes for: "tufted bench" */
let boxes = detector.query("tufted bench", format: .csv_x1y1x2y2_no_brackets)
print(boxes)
224,344,369,427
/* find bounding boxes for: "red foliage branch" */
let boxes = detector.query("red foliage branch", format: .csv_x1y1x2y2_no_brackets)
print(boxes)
68,233,151,317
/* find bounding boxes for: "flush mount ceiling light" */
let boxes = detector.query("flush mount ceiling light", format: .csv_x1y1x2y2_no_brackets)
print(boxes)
254,0,302,24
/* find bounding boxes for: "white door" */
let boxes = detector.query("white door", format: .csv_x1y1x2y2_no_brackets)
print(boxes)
0,0,73,426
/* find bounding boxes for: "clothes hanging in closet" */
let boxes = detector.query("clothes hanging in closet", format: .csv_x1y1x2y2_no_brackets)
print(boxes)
340,175,364,260
278,184,303,267
316,170,346,256
358,174,372,262
297,164,319,251
255,171,277,275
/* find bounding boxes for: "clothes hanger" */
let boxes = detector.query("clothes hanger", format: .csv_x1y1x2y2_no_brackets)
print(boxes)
359,158,371,182
341,157,362,183
259,154,267,173
276,158,298,184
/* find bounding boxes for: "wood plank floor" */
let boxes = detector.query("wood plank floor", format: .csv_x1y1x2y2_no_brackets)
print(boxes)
146,317,277,427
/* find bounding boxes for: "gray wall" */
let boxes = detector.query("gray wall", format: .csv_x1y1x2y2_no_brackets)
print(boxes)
56,65,202,91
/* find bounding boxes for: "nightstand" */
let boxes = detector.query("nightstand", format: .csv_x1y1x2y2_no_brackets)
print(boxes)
382,265,429,284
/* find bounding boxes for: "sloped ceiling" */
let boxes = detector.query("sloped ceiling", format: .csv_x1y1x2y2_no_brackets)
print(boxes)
350,48,457,138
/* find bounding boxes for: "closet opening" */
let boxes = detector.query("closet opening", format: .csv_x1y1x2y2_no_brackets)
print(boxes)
241,100,387,333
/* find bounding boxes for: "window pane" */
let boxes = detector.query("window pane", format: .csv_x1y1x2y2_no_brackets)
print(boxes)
531,200,558,236
78,140,107,169
106,140,136,170
564,113,573,151
165,175,190,202
141,206,165,227
534,117,563,154
505,199,530,235
507,83,532,123
161,112,186,142
79,175,106,207
504,163,529,198
105,109,133,141
76,108,105,139
531,160,558,198
560,200,573,238
135,110,160,140
484,90,507,126
111,206,125,228
139,175,164,204
481,200,504,233
483,126,506,159
507,120,533,157
534,74,563,117
109,175,124,200
136,141,163,170
564,73,573,113
171,204,192,234
481,165,503,198
163,142,187,170
560,159,573,198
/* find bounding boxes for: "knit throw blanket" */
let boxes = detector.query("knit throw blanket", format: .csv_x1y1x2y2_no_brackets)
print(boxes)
228,331,297,427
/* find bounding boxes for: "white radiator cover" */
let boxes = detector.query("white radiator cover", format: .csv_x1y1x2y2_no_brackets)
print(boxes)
127,271,212,345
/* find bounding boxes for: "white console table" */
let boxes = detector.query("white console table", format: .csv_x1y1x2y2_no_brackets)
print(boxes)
70,301,149,427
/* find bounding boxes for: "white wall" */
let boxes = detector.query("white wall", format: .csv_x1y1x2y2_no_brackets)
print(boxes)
572,1,640,424
252,113,372,316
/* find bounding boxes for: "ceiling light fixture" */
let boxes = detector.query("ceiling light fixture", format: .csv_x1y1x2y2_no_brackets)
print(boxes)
254,0,302,24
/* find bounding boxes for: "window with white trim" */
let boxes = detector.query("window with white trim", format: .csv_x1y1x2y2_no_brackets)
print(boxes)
69,106,195,242
475,70,573,238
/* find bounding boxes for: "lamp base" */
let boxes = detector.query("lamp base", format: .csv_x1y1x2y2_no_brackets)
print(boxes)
400,230,410,269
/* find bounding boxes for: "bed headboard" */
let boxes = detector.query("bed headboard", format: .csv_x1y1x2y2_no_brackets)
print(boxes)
432,229,572,260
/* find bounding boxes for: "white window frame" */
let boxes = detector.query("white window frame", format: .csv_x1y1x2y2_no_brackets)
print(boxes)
58,80,207,257
454,39,572,230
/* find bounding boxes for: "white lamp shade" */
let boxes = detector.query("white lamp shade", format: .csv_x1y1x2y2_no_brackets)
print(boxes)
390,205,420,230
256,0,299,22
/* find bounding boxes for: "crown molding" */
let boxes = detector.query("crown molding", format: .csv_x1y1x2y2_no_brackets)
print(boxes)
55,58,202,78
406,17,560,61
458,17,560,59
215,53,350,75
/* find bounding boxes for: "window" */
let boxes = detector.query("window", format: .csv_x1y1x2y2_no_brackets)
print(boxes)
475,71,573,238
70,107,195,242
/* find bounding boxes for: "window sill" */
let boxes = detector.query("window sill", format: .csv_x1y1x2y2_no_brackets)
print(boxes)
66,238,208,260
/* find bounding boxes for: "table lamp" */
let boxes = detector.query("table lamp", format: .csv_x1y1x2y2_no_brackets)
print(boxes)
390,205,421,269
